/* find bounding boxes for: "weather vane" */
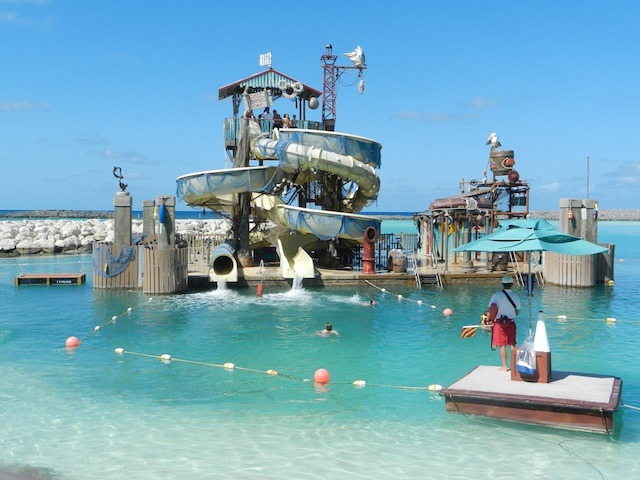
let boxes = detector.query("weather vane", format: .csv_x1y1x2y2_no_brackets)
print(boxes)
113,166,128,192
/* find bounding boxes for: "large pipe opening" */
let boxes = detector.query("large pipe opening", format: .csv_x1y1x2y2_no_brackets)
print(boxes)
209,242,238,282
363,226,377,274
212,255,235,276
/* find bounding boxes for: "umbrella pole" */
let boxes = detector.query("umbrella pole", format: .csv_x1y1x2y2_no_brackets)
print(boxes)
527,252,533,334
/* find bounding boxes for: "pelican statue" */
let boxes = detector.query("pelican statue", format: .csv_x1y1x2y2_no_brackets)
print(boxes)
113,166,128,192
344,46,366,68
486,132,501,150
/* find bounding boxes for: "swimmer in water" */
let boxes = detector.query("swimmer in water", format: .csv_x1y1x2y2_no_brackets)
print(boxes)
316,322,339,336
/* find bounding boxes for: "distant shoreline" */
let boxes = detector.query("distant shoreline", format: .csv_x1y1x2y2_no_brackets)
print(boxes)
2,209,640,221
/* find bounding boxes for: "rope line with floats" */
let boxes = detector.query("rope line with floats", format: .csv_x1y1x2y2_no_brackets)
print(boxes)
365,280,433,307
552,313,628,325
113,348,443,392
365,280,457,317
65,307,133,348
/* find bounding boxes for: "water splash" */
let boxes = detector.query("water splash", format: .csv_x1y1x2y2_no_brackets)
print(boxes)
292,275,303,290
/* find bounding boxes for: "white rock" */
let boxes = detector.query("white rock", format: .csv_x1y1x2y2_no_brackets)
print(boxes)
65,235,81,249
39,238,57,254
81,236,96,247
0,238,17,251
60,222,82,238
16,239,41,255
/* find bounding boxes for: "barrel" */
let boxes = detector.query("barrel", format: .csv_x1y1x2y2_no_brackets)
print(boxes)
489,150,515,176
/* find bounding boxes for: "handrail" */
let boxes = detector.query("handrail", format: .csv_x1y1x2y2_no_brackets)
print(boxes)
406,251,421,289
430,251,443,289
509,252,525,286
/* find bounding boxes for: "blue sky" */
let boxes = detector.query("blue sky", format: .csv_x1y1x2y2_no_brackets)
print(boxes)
1,0,639,213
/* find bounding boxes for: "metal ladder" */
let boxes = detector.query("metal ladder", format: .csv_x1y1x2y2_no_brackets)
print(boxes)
509,252,525,287
429,251,444,289
532,253,545,286
509,252,546,289
407,251,421,289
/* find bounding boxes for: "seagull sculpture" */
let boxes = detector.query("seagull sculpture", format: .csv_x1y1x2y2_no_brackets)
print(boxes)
486,132,501,150
344,46,366,68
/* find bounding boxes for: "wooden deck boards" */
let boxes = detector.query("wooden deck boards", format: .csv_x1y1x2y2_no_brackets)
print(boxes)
14,273,86,286
441,365,622,434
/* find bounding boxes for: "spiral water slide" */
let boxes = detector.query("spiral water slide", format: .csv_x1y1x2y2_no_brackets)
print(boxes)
176,125,382,281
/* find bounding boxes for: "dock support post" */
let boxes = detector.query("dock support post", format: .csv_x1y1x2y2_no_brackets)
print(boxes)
142,199,156,237
157,195,176,250
545,198,607,286
114,192,132,247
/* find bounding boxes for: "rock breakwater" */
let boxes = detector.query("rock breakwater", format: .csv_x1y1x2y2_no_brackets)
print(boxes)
0,210,113,219
523,210,640,221
2,209,639,257
0,219,231,257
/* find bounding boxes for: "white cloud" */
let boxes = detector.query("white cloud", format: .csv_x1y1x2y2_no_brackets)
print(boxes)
539,181,562,193
1,0,49,5
392,111,477,122
0,100,50,111
89,149,149,165
76,134,111,146
0,10,18,23
469,96,500,108
602,161,640,185
617,176,640,184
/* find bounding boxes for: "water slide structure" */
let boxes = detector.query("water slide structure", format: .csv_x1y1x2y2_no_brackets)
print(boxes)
177,124,382,282
176,47,381,282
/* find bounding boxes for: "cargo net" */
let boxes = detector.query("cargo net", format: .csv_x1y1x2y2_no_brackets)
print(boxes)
93,243,136,278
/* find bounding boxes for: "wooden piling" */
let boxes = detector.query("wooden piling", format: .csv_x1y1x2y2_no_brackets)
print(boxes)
142,245,189,295
92,242,139,289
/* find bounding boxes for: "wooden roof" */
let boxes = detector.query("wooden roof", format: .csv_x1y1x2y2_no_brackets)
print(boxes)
218,68,322,101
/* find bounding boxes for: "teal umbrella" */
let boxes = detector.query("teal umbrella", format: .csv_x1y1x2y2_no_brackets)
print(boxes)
454,218,609,330
454,218,608,256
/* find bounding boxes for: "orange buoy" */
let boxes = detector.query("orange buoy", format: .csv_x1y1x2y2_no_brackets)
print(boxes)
443,308,453,317
314,368,330,383
65,336,80,348
256,283,264,298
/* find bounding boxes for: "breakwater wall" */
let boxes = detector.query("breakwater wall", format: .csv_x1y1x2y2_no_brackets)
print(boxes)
0,219,231,257
4,209,640,221
1,209,638,257
381,210,640,221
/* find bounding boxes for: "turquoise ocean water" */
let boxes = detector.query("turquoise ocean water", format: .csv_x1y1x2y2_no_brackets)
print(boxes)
1,221,639,479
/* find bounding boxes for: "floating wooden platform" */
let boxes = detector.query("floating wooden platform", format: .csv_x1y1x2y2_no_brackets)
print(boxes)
14,273,87,286
440,365,622,434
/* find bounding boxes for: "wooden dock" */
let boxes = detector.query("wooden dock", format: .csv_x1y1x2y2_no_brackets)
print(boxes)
14,273,87,286
440,365,622,434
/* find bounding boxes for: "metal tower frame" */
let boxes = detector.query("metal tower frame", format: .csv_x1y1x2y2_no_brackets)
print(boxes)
321,44,366,131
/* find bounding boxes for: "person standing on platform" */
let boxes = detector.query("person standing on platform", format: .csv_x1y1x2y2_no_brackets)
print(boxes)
272,110,282,129
487,275,520,371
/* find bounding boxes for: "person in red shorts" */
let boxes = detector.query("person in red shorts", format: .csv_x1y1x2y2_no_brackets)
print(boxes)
487,275,521,371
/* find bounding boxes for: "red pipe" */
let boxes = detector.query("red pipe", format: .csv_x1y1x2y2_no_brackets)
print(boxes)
363,226,378,274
